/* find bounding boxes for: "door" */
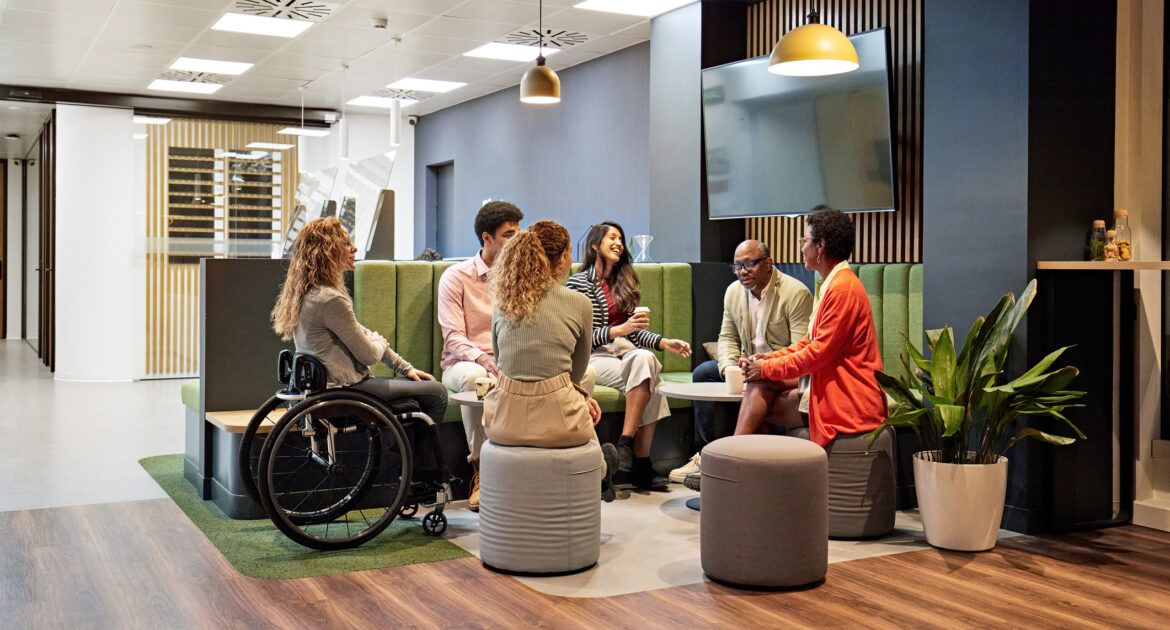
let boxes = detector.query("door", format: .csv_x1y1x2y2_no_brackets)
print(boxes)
434,162,456,256
23,145,38,353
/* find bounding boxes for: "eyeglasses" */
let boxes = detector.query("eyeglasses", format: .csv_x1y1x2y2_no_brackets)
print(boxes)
730,258,768,273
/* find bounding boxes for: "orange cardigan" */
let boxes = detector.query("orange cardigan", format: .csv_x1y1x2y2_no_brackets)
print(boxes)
759,268,886,446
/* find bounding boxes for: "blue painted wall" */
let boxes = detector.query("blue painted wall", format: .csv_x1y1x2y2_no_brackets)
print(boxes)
414,43,651,259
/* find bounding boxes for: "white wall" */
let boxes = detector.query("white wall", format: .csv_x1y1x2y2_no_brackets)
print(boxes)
4,159,21,339
54,104,137,381
300,111,415,259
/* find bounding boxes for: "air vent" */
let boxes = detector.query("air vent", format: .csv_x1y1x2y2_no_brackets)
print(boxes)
371,87,433,102
233,0,337,21
157,70,231,85
504,29,591,49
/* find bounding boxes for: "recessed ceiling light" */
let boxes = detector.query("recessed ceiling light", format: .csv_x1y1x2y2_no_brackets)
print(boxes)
211,13,314,38
4,134,20,141
463,42,562,62
574,0,696,18
246,142,295,150
134,115,172,125
148,79,223,94
278,127,330,137
133,133,149,140
346,95,419,109
386,78,465,93
170,57,254,75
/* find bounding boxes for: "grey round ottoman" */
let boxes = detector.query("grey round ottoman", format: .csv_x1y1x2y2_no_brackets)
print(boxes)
700,435,827,589
791,427,896,539
478,440,602,574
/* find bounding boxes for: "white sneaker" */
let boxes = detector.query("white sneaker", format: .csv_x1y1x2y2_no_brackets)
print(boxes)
669,453,701,483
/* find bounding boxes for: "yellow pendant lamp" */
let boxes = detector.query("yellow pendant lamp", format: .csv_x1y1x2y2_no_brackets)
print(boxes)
521,0,560,104
768,10,859,77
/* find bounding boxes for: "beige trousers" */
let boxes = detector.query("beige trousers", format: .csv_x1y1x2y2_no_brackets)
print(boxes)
483,373,598,449
589,348,671,426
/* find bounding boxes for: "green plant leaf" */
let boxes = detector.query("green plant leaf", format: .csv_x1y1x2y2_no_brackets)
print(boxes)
1006,427,1078,449
906,339,932,373
935,404,965,437
876,371,923,407
926,328,943,351
930,327,958,400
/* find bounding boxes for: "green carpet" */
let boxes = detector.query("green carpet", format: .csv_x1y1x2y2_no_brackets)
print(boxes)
139,454,469,579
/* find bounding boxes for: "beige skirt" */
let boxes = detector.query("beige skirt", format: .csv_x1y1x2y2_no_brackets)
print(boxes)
482,373,596,449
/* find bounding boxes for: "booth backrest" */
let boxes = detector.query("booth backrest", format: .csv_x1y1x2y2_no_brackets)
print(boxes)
353,261,694,381
816,263,923,381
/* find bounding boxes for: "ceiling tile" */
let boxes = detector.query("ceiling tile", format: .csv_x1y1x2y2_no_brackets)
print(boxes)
234,75,304,91
345,48,450,77
409,16,516,41
248,64,323,83
428,54,526,74
178,44,273,64
540,8,647,36
0,8,107,34
101,19,206,44
4,0,119,19
134,0,232,8
281,35,386,60
92,36,187,56
446,0,544,26
402,65,497,85
110,2,220,28
300,23,409,50
348,0,466,16
261,52,348,72
190,29,293,51
0,23,97,48
325,6,434,32
396,33,485,56
0,40,88,61
73,61,163,79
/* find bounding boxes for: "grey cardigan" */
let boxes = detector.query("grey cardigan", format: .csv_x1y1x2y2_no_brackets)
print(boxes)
293,285,413,386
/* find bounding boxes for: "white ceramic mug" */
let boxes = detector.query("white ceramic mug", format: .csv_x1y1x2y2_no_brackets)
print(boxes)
474,376,497,400
724,366,745,394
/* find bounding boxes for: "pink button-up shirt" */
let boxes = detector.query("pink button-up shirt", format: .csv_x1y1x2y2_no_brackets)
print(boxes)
437,253,494,370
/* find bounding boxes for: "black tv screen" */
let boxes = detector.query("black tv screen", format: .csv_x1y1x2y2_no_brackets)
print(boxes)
702,28,896,219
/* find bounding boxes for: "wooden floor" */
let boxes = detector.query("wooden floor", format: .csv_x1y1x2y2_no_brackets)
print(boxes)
3,498,1170,629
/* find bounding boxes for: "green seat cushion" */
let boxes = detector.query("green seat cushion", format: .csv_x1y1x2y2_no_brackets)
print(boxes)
593,385,625,414
181,380,199,410
881,264,912,381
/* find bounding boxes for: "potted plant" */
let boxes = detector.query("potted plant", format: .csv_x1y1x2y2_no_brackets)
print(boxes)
872,280,1086,551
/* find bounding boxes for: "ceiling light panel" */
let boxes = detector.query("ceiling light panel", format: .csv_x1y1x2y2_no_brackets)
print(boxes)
170,57,254,75
574,0,696,18
148,79,223,94
386,78,466,93
464,42,563,62
134,116,172,125
278,127,330,137
212,13,315,38
246,142,295,150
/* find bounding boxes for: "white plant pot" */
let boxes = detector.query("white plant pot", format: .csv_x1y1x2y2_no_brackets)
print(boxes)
913,451,1008,552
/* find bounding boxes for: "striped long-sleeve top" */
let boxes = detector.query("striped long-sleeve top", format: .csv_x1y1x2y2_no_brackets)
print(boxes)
566,267,663,352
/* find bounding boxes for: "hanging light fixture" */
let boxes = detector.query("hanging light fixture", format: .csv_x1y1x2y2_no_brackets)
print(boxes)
390,38,402,146
339,64,349,160
767,9,858,77
520,0,560,104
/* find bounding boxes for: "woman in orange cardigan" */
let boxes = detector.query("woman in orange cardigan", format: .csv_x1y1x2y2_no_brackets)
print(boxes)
736,207,886,446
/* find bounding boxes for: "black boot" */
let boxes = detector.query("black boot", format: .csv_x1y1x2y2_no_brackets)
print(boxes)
616,435,635,472
600,442,618,502
632,457,669,491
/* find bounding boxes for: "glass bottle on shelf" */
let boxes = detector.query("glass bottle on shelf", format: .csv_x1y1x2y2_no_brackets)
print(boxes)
1113,209,1132,261
1090,220,1107,261
1104,230,1120,261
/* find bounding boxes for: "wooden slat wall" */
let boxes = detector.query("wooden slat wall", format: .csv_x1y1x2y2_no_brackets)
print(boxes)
746,0,923,263
145,119,298,378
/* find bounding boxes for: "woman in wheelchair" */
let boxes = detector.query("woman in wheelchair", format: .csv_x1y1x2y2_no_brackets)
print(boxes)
271,217,448,423
484,220,619,501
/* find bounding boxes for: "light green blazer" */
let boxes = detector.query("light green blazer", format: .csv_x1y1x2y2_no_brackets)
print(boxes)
716,268,814,376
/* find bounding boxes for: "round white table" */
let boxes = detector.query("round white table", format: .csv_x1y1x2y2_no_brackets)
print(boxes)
658,382,745,510
449,390,484,408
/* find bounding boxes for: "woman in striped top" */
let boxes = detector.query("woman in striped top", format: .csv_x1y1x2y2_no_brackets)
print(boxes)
567,222,692,490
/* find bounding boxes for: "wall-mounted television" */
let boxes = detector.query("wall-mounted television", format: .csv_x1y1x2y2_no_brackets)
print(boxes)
702,28,896,219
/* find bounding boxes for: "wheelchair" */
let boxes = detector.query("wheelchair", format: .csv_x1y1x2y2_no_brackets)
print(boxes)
237,350,454,550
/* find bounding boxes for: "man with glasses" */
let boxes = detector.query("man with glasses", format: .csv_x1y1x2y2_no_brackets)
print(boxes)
669,239,813,485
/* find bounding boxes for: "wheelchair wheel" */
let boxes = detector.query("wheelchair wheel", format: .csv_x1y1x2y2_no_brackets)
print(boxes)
238,395,285,503
399,504,418,519
422,511,447,537
257,390,413,550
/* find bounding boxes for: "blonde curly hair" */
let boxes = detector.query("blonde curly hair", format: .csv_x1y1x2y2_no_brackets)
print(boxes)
491,220,570,323
271,217,353,340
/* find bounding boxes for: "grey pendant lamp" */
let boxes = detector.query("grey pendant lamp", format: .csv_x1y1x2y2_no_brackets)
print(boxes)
520,0,560,104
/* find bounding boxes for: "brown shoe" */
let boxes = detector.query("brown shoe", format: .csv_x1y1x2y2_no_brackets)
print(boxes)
468,459,481,512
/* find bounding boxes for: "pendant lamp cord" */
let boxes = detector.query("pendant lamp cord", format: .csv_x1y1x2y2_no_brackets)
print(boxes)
537,0,545,65
807,9,820,24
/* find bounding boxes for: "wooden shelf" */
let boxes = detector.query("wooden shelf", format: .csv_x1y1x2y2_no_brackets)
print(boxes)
1036,261,1170,271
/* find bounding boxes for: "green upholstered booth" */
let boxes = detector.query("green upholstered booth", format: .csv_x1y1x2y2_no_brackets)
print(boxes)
352,261,696,422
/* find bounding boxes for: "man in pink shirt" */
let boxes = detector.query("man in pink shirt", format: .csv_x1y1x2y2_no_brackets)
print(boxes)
437,201,523,512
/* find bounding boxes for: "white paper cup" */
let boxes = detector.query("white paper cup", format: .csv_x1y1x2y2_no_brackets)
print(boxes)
724,366,745,394
474,376,497,400
633,306,650,314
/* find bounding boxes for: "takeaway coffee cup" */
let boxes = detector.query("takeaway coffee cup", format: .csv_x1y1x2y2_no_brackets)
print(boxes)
633,306,650,316
724,366,745,394
474,376,497,400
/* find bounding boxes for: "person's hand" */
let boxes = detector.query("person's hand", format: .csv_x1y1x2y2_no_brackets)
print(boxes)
586,398,602,425
475,353,500,377
743,358,765,382
661,338,692,357
612,312,650,337
737,354,752,370
406,368,434,381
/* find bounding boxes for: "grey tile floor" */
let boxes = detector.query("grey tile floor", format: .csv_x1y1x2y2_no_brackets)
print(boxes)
0,340,185,512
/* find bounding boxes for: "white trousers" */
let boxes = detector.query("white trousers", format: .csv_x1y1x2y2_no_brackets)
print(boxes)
589,349,671,426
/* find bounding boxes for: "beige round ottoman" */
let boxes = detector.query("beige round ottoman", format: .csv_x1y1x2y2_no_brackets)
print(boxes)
790,427,896,539
478,440,602,574
700,435,827,588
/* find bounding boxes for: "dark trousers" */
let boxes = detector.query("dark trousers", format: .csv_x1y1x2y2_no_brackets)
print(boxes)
351,376,451,470
692,359,736,450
